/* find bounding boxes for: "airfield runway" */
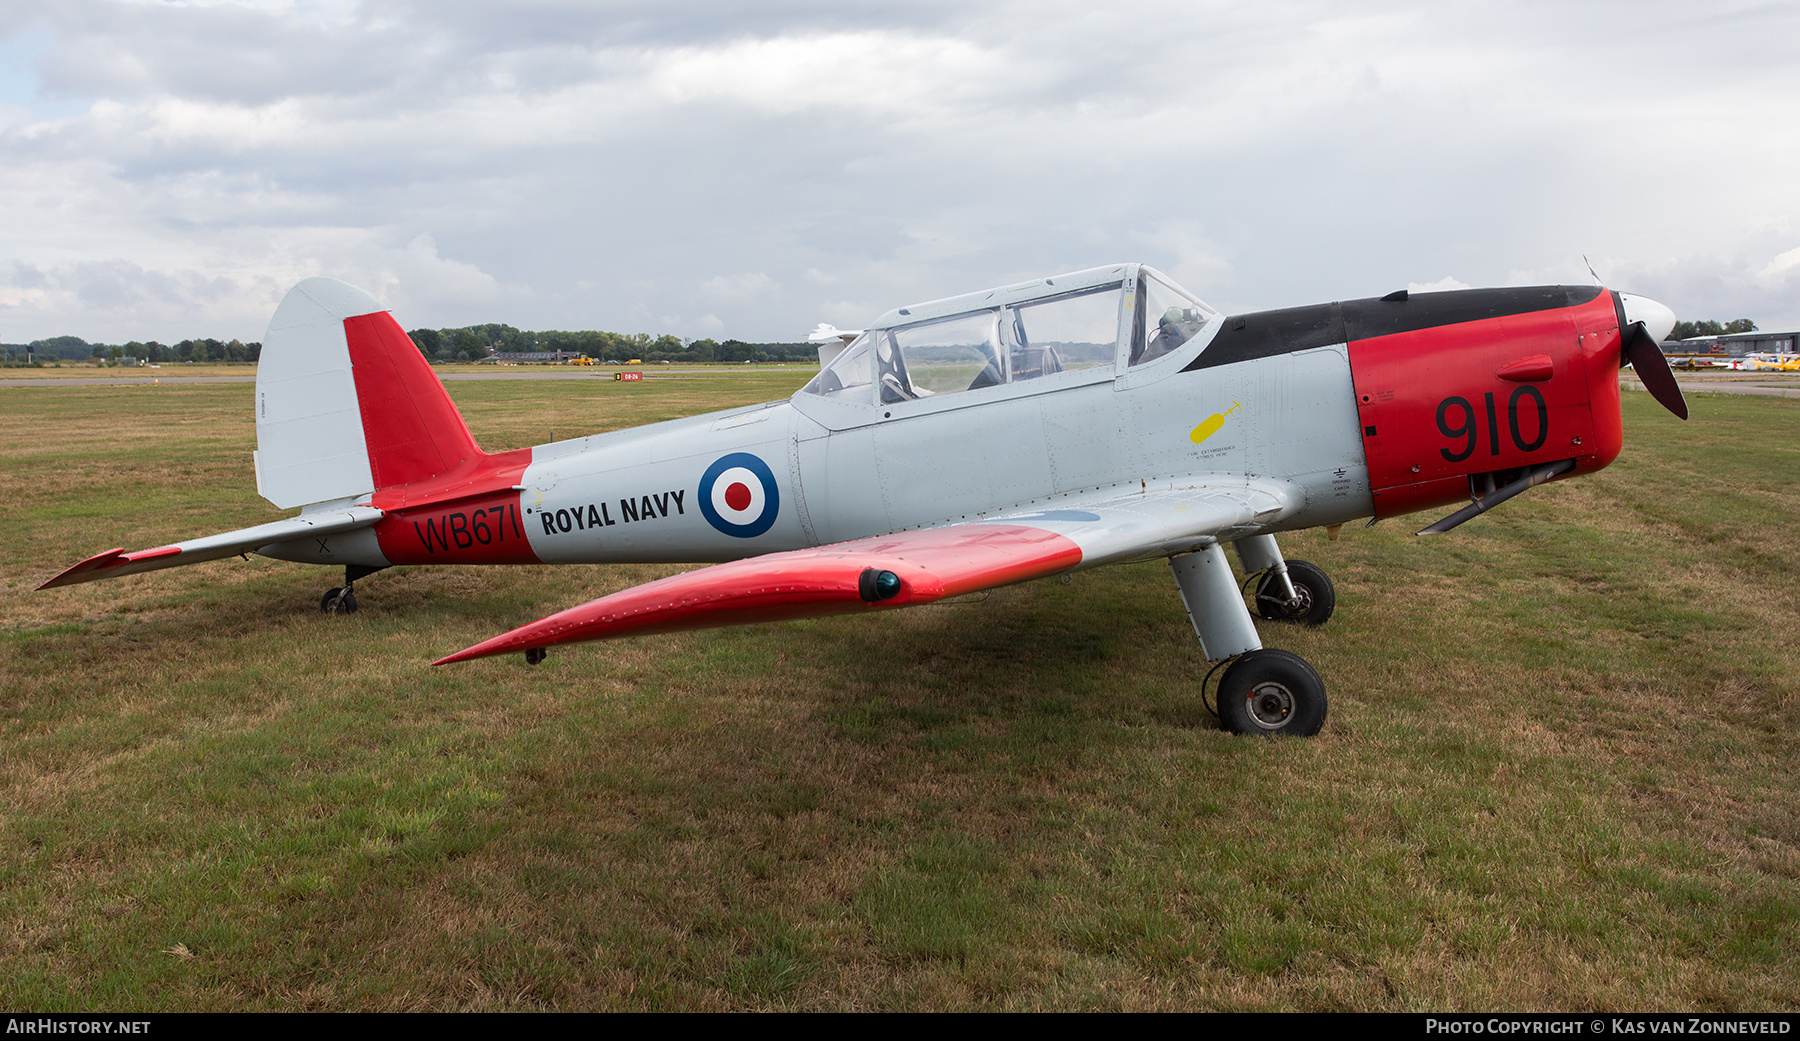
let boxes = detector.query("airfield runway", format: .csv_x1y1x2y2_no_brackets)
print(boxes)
1620,375,1800,399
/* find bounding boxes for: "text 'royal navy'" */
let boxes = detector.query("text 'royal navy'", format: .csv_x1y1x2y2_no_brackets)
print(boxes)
539,490,687,535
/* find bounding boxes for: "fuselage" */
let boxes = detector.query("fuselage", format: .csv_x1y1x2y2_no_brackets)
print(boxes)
261,269,1633,572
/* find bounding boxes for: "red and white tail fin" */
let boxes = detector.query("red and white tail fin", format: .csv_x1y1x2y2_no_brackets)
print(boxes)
255,278,483,509
42,278,515,589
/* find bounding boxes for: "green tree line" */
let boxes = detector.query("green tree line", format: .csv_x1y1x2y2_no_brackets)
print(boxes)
1668,318,1758,340
11,315,1778,367
0,336,259,364
405,324,816,364
1,326,821,367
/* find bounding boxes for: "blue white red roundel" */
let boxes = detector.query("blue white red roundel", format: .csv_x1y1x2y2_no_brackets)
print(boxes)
698,452,780,538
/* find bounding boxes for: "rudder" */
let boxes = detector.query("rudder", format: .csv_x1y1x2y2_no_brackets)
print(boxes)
255,278,482,509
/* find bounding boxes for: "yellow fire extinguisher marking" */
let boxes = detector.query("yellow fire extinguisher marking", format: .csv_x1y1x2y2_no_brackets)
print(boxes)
1190,401,1242,444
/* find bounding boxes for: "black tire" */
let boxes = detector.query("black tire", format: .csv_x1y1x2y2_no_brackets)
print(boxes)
1246,647,1323,684
319,588,358,614
1217,648,1328,737
1254,559,1335,627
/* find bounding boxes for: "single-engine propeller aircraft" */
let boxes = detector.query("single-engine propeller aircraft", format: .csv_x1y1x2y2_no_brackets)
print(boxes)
40,265,1686,736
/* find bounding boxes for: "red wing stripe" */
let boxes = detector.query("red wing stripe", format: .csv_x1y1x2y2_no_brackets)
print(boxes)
36,545,180,590
434,524,1082,664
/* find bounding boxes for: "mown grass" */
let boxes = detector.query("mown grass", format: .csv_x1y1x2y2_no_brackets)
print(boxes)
1,376,1796,1010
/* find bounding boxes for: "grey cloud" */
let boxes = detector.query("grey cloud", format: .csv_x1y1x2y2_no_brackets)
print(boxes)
22,1,975,106
30,7,415,104
0,258,276,341
1612,253,1800,331
1,1,1796,342
374,0,974,50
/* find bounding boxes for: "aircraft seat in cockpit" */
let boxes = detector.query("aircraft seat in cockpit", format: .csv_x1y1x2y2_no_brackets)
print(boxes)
1009,345,1064,382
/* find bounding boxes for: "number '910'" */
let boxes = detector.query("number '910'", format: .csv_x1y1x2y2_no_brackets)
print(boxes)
1436,386,1549,462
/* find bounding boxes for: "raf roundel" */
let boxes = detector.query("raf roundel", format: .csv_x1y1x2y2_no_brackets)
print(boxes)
698,452,781,538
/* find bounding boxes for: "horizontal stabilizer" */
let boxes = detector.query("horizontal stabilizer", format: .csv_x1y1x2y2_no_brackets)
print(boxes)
38,506,383,589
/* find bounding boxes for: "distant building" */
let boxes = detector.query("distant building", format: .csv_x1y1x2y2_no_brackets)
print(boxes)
1665,331,1797,357
488,350,584,363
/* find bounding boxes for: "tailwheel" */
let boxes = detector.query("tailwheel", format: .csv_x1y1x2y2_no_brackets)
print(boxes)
1254,559,1335,627
1218,648,1327,737
319,566,381,616
525,647,547,665
319,587,358,614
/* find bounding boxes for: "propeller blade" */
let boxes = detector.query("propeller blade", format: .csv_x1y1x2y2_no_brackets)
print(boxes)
1623,321,1689,420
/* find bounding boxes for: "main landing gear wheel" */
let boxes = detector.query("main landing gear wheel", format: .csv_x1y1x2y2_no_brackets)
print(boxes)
1217,648,1327,737
319,587,358,614
1254,559,1335,627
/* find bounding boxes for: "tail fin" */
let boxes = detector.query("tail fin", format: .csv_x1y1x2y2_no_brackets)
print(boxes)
255,278,483,509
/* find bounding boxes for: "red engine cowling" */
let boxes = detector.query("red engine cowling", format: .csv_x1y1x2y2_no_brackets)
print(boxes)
1345,286,1626,519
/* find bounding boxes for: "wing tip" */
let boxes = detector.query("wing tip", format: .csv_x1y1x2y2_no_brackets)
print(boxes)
37,547,129,590
38,544,184,590
433,631,536,665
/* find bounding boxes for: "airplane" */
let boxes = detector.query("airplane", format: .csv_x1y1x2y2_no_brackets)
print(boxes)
1713,352,1800,371
37,265,1686,737
808,322,863,370
808,322,862,345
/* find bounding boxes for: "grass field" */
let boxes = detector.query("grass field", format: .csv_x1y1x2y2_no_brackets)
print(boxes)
1,374,1796,1011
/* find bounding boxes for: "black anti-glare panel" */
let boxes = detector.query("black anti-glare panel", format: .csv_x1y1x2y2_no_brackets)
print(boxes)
1183,285,1606,373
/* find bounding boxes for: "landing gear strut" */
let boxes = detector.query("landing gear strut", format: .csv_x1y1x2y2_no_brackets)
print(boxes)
1234,535,1336,628
1253,559,1335,627
319,586,357,614
1171,538,1332,737
319,565,387,615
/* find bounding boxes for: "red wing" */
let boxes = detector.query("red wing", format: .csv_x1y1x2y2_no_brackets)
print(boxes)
433,524,1082,664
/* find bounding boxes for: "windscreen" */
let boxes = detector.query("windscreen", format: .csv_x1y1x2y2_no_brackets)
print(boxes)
800,332,874,400
1130,272,1214,367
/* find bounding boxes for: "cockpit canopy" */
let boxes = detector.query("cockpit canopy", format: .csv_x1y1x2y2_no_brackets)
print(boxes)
800,264,1215,405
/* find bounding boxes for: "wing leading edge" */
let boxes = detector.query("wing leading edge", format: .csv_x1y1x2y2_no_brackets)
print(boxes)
435,477,1297,664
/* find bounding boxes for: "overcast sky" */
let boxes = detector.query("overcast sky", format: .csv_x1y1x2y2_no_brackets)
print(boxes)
2,0,1797,344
